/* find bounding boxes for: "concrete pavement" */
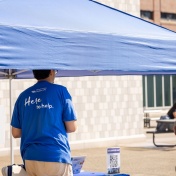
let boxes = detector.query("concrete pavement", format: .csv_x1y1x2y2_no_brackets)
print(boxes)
1,127,176,176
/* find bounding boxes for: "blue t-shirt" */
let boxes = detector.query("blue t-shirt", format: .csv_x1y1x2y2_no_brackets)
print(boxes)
11,81,77,164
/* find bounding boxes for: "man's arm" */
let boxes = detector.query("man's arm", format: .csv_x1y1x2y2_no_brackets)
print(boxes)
11,127,22,138
64,120,77,133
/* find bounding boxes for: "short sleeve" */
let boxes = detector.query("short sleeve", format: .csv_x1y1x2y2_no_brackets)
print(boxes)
11,99,21,129
62,88,77,122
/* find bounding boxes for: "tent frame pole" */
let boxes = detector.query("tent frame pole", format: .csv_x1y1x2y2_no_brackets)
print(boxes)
9,69,14,164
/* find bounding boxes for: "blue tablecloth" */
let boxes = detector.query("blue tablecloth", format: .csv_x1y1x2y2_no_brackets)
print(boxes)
74,172,130,176
74,172,104,176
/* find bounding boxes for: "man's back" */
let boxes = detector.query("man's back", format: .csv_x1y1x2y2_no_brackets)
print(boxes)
11,70,77,176
12,80,76,164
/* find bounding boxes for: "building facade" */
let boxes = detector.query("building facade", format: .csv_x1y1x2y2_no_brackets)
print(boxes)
0,1,144,156
140,0,176,110
140,0,176,32
96,0,140,17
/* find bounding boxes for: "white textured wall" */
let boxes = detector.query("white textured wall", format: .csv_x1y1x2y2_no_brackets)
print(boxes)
96,0,140,17
67,76,144,149
0,75,144,153
0,106,5,147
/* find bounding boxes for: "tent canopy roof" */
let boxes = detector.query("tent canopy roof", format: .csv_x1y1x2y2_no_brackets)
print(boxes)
0,0,176,78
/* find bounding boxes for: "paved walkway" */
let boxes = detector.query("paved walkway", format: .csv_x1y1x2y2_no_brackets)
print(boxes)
1,127,176,176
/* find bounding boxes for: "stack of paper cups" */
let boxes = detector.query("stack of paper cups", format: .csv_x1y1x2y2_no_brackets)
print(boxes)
107,147,120,174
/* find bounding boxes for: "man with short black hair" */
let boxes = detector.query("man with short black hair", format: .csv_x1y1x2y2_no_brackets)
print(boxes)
11,70,77,176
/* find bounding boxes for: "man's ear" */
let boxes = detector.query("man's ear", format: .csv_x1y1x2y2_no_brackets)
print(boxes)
49,70,53,76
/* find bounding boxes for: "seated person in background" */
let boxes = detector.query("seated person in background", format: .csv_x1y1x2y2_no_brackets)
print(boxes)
169,103,176,135
167,103,176,119
156,103,176,132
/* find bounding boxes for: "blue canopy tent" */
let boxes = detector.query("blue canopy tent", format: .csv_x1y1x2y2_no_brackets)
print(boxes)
0,0,176,78
0,0,176,164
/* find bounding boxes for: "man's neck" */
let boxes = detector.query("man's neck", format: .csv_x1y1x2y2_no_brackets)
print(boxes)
38,77,53,83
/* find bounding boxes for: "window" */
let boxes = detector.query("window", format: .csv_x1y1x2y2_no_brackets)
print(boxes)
147,76,154,107
164,75,171,106
143,75,175,108
156,76,162,107
161,12,176,21
172,76,176,103
143,77,146,107
140,10,153,20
